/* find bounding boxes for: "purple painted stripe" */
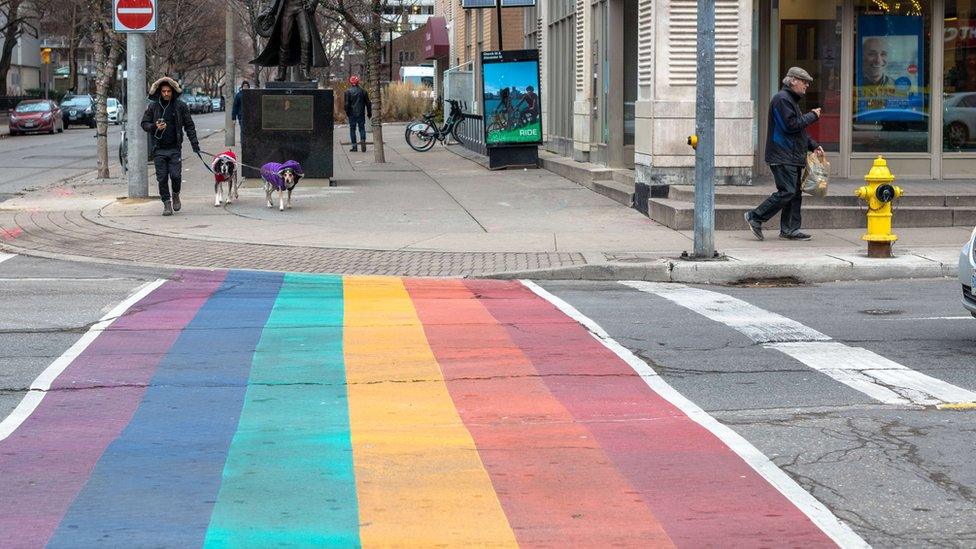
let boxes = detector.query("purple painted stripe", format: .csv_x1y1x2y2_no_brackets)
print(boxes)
0,270,227,549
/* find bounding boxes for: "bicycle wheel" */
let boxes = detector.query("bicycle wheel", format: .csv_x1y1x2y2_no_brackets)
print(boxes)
405,122,437,152
119,134,128,173
448,118,465,145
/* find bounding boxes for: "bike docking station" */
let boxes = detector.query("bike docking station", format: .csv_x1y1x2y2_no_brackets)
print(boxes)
480,49,542,170
241,80,335,185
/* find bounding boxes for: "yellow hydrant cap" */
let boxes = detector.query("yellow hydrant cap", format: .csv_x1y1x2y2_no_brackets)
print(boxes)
865,155,895,184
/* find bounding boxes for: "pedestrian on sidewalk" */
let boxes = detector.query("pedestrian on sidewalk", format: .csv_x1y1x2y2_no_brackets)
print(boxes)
232,80,250,126
745,67,825,241
344,76,371,153
141,77,200,217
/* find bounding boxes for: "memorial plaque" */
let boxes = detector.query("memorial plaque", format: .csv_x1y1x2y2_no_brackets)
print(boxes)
242,87,334,180
261,95,314,131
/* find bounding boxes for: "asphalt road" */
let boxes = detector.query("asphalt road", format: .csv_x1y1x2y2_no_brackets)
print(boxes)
0,112,226,201
2,253,974,546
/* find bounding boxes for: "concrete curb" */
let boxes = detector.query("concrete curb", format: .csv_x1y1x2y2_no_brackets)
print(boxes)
484,253,955,284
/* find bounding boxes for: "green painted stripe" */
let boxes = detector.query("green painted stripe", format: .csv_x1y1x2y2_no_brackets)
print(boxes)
204,273,360,548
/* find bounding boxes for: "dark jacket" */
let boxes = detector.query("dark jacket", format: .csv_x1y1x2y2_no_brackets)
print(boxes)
765,86,819,166
232,89,244,122
141,76,199,158
344,85,372,119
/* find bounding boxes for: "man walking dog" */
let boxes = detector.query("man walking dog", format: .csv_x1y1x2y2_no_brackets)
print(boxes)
343,76,371,152
141,76,200,216
745,67,825,241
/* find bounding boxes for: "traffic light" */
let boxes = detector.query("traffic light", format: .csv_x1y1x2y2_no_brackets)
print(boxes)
41,48,51,64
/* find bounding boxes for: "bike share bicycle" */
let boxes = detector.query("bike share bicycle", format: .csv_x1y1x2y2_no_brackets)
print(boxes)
405,99,465,152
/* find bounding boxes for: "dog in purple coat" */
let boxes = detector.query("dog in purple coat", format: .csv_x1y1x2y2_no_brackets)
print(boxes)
260,160,304,211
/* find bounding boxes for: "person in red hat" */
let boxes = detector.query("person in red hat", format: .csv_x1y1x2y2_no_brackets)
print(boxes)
343,75,372,152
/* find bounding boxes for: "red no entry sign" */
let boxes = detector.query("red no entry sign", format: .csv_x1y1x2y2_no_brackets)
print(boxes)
114,0,156,32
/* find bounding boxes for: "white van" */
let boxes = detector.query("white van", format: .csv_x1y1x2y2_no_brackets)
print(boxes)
400,66,435,97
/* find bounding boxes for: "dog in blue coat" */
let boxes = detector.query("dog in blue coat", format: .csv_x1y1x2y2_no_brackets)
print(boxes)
260,160,304,211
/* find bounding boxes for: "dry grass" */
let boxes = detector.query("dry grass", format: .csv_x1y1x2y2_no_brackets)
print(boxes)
330,80,434,124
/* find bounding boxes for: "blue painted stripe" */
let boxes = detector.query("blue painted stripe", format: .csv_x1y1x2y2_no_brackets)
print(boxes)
48,271,284,548
203,273,360,548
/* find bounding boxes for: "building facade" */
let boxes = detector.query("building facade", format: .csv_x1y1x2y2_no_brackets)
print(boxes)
510,0,976,182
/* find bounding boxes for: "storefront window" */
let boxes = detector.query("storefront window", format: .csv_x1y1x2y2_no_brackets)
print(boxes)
852,0,931,153
944,0,976,151
779,0,843,152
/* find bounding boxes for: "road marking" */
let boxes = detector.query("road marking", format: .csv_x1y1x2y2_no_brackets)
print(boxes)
522,280,869,549
879,316,973,321
0,253,14,265
0,278,166,443
622,281,976,407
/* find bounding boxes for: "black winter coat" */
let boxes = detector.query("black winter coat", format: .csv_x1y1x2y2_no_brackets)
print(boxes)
764,86,820,166
344,86,372,119
141,77,199,158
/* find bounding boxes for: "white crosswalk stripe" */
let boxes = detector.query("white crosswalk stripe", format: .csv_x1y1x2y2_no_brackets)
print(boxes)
0,253,15,266
622,281,976,407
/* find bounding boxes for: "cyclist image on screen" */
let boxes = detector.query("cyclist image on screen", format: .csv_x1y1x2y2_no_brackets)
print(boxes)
514,85,538,125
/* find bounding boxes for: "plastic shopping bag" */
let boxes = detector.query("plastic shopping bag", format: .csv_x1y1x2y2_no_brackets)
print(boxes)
801,152,829,198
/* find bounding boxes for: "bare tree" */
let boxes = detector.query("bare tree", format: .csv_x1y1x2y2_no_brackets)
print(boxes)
88,0,121,179
0,0,39,95
318,0,391,163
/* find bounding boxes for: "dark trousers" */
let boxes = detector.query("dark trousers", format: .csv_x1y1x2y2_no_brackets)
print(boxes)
153,148,182,203
753,164,803,235
349,114,366,144
279,0,311,68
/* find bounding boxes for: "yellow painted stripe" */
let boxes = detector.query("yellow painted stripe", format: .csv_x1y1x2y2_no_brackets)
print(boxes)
343,276,518,547
936,402,976,411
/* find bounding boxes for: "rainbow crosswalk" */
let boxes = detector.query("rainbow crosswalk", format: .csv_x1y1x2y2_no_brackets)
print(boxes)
0,271,840,547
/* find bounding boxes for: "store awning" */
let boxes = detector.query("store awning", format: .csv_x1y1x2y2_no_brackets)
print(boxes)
422,17,449,60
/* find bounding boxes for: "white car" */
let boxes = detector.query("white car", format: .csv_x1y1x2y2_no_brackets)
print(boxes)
107,97,124,125
961,227,976,317
944,92,976,149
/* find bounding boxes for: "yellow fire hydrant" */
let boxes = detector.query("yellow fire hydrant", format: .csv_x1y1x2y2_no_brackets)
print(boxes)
855,155,903,258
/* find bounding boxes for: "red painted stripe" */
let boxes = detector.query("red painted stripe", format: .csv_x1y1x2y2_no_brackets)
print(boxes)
464,280,835,548
0,270,227,548
405,279,675,547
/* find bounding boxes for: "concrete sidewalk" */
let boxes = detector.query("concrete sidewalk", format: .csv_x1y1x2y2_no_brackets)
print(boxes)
0,123,970,282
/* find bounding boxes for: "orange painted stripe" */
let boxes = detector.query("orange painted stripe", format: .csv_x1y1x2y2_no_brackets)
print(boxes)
404,278,675,547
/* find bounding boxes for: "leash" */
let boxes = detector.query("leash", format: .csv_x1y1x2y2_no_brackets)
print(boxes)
195,151,215,174
198,149,265,173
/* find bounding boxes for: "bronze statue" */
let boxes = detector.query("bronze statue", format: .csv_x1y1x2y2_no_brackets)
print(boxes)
252,0,329,81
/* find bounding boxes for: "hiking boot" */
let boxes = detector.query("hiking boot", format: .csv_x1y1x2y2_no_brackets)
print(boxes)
359,143,366,152
162,201,174,216
172,193,181,212
779,231,812,241
350,145,358,152
744,212,763,241
275,65,287,81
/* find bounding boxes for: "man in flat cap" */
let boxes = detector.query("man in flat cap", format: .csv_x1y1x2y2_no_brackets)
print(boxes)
745,67,825,241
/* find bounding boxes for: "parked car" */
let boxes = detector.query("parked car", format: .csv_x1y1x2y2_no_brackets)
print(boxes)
60,94,96,128
202,95,213,113
212,96,224,112
944,92,976,149
961,227,976,317
107,97,124,125
8,99,64,135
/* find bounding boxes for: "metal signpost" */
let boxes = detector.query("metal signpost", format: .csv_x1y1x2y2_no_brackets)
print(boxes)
693,0,715,258
114,0,156,199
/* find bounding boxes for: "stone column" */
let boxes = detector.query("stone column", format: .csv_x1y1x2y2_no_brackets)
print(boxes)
572,0,592,161
634,0,754,189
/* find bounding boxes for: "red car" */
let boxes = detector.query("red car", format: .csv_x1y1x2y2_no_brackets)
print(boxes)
8,99,64,136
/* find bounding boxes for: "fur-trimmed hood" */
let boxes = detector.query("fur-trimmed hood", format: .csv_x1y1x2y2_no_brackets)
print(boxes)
148,76,183,100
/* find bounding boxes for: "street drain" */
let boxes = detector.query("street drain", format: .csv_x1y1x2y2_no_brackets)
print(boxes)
860,309,904,316
727,276,807,288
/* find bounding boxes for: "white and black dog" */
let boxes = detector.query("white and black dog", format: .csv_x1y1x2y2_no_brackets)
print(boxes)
211,150,241,207
260,160,304,211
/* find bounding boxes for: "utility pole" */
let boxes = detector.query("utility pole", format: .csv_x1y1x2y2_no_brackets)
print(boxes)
692,0,715,258
225,5,235,147
126,33,148,198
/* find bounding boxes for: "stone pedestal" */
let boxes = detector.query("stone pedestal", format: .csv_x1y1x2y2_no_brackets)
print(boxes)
241,84,334,181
